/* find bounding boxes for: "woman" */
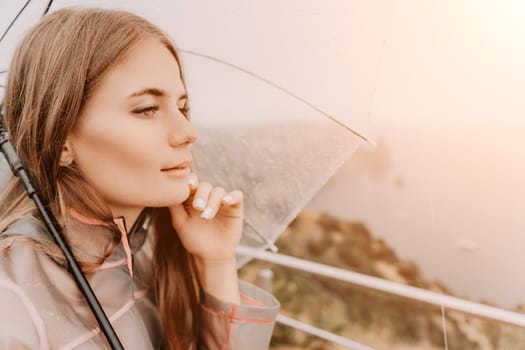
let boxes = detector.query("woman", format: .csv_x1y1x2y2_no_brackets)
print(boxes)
0,7,279,350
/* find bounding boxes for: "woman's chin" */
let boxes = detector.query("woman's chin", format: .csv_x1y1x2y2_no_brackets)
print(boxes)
155,188,191,207
131,182,191,208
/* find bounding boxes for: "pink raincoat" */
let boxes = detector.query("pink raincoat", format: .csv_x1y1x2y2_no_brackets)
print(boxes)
0,211,279,349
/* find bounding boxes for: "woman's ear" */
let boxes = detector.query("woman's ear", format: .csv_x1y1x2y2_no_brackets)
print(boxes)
60,140,74,166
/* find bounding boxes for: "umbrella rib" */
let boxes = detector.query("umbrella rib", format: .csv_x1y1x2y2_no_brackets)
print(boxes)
243,218,278,252
180,50,371,144
0,0,54,45
0,0,32,43
0,0,53,79
43,0,54,15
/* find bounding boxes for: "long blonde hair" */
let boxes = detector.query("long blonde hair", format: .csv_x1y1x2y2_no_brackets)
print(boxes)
0,8,199,349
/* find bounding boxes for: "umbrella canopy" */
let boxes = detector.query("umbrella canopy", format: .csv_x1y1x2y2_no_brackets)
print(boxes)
0,0,382,263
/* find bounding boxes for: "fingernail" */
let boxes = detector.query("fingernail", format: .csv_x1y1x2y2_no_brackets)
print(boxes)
223,195,233,204
201,207,213,219
188,178,197,186
194,198,205,209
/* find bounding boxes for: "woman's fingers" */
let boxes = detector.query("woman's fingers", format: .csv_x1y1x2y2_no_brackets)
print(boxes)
187,173,199,191
221,190,243,207
181,174,243,220
199,186,227,219
183,173,200,205
190,186,243,219
191,181,213,211
170,173,199,224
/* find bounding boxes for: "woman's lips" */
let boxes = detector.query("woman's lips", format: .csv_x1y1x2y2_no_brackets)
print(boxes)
162,161,191,176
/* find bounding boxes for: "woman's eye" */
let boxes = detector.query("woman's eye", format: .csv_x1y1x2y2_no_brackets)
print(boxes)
133,105,159,118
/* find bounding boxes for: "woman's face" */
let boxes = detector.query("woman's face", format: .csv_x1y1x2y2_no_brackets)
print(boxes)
65,38,197,223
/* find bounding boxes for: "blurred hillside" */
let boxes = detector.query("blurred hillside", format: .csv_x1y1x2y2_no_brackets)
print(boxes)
239,210,525,350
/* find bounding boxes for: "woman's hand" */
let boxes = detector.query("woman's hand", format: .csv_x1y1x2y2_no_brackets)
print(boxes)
169,173,243,303
168,173,243,264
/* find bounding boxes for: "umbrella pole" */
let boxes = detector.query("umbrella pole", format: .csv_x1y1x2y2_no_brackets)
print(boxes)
0,117,124,350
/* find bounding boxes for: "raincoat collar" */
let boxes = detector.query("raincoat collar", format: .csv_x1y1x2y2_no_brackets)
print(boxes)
66,207,151,277
3,208,151,275
67,207,151,253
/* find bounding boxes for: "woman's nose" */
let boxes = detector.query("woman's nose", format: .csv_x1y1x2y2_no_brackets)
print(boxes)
168,112,198,147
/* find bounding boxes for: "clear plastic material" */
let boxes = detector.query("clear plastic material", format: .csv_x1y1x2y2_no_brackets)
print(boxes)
184,53,365,262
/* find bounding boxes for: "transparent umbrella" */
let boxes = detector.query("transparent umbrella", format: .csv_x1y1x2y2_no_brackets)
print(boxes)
183,53,370,264
0,0,385,265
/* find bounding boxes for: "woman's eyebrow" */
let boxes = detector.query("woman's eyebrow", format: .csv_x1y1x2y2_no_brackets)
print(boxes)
128,88,187,102
128,87,166,98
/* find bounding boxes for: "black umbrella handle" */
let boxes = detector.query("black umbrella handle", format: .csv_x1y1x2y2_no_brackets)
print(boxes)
0,119,124,350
